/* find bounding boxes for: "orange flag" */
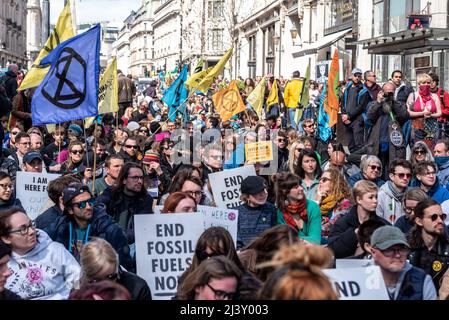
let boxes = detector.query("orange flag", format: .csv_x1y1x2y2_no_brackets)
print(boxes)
326,49,340,128
212,80,246,122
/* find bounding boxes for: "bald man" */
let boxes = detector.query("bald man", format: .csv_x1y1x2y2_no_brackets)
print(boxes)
1,64,19,100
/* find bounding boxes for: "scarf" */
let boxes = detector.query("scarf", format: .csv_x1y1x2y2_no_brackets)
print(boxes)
387,180,405,202
320,193,344,216
419,84,432,104
282,198,307,231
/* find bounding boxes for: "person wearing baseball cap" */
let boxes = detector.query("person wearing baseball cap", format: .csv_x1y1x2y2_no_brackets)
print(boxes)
45,182,133,271
0,241,21,300
369,225,437,300
234,176,277,250
21,151,44,173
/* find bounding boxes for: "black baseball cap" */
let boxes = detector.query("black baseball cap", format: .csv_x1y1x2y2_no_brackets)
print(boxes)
241,176,267,195
62,182,91,206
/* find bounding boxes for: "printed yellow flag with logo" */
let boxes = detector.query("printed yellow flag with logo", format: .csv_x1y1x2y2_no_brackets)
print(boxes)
247,77,266,117
266,79,279,108
85,57,118,128
197,47,233,93
212,80,246,122
185,67,212,90
19,1,75,91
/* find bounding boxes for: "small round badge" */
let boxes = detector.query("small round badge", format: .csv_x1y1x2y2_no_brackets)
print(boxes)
432,260,442,272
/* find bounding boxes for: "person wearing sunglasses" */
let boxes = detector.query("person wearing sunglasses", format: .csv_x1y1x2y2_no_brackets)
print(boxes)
408,198,449,294
348,155,384,188
119,136,140,163
377,159,413,225
414,161,449,204
159,137,178,182
410,141,434,168
394,188,429,235
59,140,85,174
45,182,133,271
0,206,80,300
368,225,437,300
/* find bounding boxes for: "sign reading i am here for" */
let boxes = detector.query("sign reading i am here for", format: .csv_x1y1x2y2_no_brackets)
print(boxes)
209,165,256,208
16,171,61,220
152,205,238,247
244,141,273,163
322,266,389,300
134,213,205,300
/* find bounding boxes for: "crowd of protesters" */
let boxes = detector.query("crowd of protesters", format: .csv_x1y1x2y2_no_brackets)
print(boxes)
2,62,449,300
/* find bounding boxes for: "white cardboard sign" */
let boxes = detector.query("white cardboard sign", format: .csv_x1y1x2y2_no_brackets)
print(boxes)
335,259,373,269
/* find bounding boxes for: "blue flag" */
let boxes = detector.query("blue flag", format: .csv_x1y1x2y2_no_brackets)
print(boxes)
162,65,189,122
318,82,332,142
31,24,101,125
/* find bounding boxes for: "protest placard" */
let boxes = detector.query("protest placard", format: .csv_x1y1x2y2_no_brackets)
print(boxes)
208,165,256,208
135,213,205,300
16,171,61,220
335,259,373,269
323,266,389,300
245,141,273,163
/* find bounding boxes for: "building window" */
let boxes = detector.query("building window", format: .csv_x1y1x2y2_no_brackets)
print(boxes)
144,36,147,46
208,29,223,51
208,0,224,19
373,0,384,37
389,0,421,34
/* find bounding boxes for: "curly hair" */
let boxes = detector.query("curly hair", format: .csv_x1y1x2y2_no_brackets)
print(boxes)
322,167,352,202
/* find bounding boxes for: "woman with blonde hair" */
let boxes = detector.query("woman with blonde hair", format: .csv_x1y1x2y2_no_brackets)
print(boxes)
60,140,85,174
257,243,337,300
407,73,442,148
80,238,152,300
280,140,302,173
121,107,135,126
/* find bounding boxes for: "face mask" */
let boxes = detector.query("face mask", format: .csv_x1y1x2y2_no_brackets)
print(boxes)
419,84,430,96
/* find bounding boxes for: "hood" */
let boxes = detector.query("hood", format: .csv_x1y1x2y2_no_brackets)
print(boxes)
379,181,394,197
11,230,52,259
91,203,116,232
435,156,449,169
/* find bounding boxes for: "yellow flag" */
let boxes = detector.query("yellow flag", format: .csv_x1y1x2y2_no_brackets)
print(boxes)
185,67,212,90
247,77,266,116
19,1,75,90
85,58,119,128
197,47,233,93
212,80,246,122
266,79,279,108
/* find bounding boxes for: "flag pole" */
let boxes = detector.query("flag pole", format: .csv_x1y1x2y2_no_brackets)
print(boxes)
92,122,98,194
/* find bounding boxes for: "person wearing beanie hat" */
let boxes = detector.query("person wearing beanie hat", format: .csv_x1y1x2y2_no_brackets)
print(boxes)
233,176,277,250
0,241,21,300
68,124,83,141
369,225,437,300
142,150,170,199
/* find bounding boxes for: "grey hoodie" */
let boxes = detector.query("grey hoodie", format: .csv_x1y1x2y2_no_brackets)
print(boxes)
376,182,405,225
5,230,80,300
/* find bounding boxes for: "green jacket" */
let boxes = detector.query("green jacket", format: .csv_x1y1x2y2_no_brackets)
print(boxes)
277,199,321,244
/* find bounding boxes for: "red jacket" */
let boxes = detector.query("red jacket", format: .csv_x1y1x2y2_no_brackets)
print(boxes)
437,87,449,122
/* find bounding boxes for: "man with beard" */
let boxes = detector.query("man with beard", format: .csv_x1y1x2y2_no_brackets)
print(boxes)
369,225,436,300
408,199,449,291
88,154,124,197
45,182,133,271
119,136,140,162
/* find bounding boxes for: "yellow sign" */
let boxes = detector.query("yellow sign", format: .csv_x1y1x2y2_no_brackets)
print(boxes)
245,141,273,163
433,260,442,272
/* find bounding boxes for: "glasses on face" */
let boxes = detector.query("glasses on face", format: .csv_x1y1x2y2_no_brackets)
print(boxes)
125,145,138,149
9,220,35,236
185,190,203,198
11,131,20,136
277,138,286,143
206,283,235,300
197,250,221,261
71,149,84,155
20,142,31,146
139,128,148,133
424,171,436,176
394,172,412,179
0,183,13,190
304,124,314,128
426,213,447,222
127,175,144,181
369,165,381,172
88,272,119,284
162,145,174,150
377,246,409,258
73,198,95,209
414,150,425,155
404,206,415,214
319,177,331,183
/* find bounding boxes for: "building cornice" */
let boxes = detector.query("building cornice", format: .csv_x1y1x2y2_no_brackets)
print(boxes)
153,10,180,28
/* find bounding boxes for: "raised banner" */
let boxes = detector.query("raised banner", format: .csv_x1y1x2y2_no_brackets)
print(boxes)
245,141,273,163
208,165,256,208
323,266,389,300
16,172,61,220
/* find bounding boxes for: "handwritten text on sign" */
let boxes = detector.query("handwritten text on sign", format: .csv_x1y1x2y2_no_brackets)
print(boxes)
245,141,273,163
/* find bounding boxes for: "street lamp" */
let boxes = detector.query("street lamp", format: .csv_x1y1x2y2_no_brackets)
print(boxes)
290,26,301,46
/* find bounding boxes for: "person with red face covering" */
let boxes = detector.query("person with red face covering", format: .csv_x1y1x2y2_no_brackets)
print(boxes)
407,73,442,149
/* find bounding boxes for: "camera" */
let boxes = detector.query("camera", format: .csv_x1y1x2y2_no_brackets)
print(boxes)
384,91,394,102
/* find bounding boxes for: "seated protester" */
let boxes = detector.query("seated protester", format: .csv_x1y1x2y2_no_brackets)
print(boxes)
0,240,22,300
0,149,18,181
85,138,108,168
328,180,388,259
410,141,434,169
0,172,23,211
42,126,67,167
107,128,128,156
7,132,30,175
350,220,387,259
238,225,299,282
296,149,321,200
160,192,197,213
69,280,131,300
88,155,124,197
96,163,153,252
75,161,103,185
141,150,170,201
159,138,180,182
162,175,209,207
433,139,449,187
315,168,352,243
348,155,385,188
0,206,80,300
408,199,449,292
118,136,140,163
79,238,151,300
273,172,321,245
45,182,133,271
60,140,85,174
413,161,449,204
369,226,437,300
275,131,289,170
394,188,429,235
21,151,45,173
279,140,302,173
322,150,356,181
35,175,80,230
376,159,413,225
234,176,277,250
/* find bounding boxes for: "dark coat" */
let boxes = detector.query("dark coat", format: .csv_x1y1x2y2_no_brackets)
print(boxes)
35,205,63,230
347,172,385,188
44,203,134,271
1,71,18,100
118,267,152,300
0,197,23,212
328,206,388,258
